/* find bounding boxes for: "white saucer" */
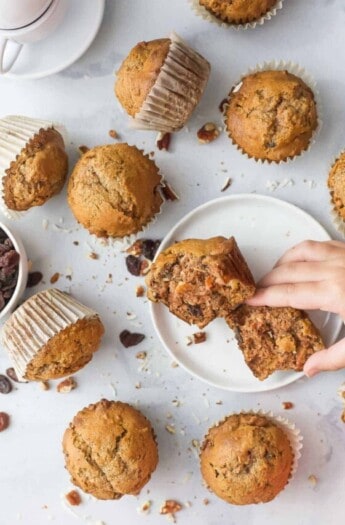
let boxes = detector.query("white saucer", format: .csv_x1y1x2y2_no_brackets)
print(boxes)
150,194,343,393
5,0,105,79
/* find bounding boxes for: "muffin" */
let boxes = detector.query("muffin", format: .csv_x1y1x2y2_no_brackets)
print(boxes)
226,305,324,380
197,0,278,25
115,33,210,132
200,413,294,505
67,143,163,238
0,115,68,214
224,70,318,162
63,400,158,500
146,236,255,328
1,288,104,381
328,151,345,225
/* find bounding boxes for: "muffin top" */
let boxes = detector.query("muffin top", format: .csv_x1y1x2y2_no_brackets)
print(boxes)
328,152,345,219
200,413,293,505
3,127,68,211
225,70,318,162
227,305,324,380
199,0,277,24
67,143,163,238
63,400,158,500
115,39,171,117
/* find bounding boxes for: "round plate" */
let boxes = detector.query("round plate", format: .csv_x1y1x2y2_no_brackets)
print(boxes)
150,194,343,392
5,0,105,79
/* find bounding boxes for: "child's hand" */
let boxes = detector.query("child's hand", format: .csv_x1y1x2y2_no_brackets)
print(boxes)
247,240,345,377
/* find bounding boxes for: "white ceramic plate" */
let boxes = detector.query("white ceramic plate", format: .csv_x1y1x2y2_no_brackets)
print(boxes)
5,0,105,79
150,194,343,392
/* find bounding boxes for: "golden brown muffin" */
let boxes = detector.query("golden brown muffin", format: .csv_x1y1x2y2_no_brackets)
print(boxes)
115,39,171,117
328,151,345,221
199,0,277,24
3,128,68,211
225,70,318,162
2,288,104,381
63,400,158,500
200,413,293,505
67,144,163,238
226,305,324,380
115,36,210,132
146,236,255,328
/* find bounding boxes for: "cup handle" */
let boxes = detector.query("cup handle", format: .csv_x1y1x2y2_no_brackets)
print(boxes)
0,37,23,74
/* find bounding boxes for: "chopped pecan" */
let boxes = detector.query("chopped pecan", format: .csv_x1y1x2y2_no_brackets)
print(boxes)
161,181,179,201
65,490,82,506
282,401,294,410
160,500,182,515
156,132,171,151
57,377,77,393
197,122,220,144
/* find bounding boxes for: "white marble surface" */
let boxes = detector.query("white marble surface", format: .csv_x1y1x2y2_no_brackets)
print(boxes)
1,1,345,524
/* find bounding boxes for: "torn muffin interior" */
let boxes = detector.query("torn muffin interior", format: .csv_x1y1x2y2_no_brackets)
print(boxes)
146,237,255,328
227,305,324,380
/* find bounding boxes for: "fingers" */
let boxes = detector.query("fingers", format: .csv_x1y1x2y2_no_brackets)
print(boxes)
247,281,332,311
258,261,339,287
273,240,345,268
304,338,345,377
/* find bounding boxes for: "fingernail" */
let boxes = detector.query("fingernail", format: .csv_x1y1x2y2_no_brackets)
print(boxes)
305,368,319,378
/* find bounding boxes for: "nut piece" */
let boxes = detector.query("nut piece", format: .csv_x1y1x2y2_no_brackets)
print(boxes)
139,500,151,514
78,145,89,155
161,181,179,201
156,132,171,151
65,489,82,506
39,381,50,391
308,474,318,487
109,129,118,139
192,332,207,344
160,500,182,515
282,401,294,410
136,351,147,360
197,123,220,144
136,285,145,297
126,240,143,256
341,409,345,423
0,411,10,432
165,424,176,435
50,272,60,284
57,377,77,393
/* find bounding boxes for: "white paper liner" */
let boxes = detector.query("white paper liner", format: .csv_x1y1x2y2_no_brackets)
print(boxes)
223,61,322,164
0,115,67,220
190,0,284,30
200,410,302,500
1,288,99,381
328,150,345,236
130,32,210,132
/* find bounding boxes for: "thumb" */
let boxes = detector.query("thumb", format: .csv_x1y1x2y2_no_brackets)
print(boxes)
304,338,345,377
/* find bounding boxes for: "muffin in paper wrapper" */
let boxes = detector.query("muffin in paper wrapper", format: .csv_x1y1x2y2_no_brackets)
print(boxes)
200,409,303,502
1,288,100,381
328,150,345,236
223,60,322,164
130,32,210,132
189,0,284,30
0,115,67,220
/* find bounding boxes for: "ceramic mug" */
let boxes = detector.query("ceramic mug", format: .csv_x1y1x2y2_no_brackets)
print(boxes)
0,0,52,30
0,0,67,74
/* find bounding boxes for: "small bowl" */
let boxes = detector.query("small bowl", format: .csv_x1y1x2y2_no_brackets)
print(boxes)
0,221,28,321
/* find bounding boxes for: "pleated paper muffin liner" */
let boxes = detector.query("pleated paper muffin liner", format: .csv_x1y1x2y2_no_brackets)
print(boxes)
200,409,303,500
1,288,100,381
223,61,322,164
328,150,345,236
0,115,67,220
189,0,284,30
130,32,210,132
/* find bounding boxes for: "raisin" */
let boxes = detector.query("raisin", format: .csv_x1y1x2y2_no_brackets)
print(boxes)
0,374,12,394
125,255,141,276
0,412,10,432
27,271,43,287
142,240,161,261
119,330,145,348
